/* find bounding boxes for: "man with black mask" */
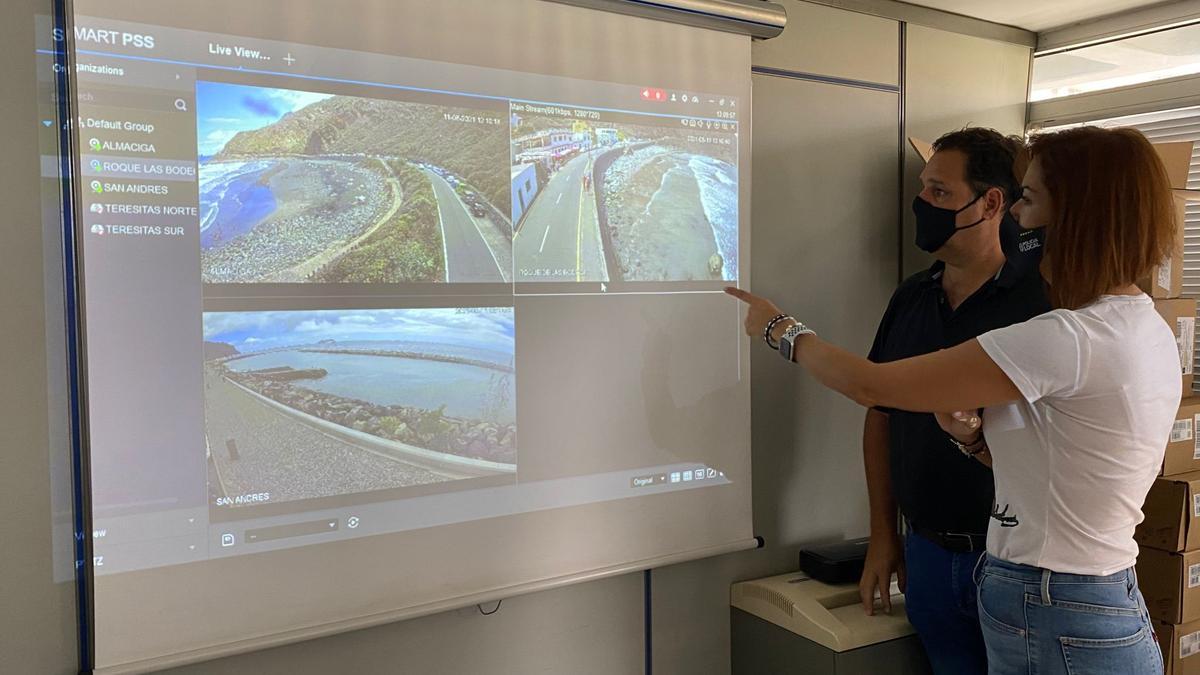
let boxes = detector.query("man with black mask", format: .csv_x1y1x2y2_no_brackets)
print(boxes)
857,128,1049,675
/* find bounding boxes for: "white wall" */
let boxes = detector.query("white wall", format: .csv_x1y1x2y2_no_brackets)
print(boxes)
0,2,1033,673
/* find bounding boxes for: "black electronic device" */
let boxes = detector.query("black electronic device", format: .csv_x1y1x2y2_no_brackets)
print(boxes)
797,538,870,585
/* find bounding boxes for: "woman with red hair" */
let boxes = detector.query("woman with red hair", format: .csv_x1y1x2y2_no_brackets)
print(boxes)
730,127,1180,674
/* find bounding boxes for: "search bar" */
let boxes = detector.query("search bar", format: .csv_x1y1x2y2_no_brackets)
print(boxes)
70,87,194,113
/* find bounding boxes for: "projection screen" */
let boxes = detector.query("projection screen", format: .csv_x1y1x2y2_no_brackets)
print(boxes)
44,0,765,669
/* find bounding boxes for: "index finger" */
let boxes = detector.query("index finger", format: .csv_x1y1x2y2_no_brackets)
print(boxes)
724,287,754,303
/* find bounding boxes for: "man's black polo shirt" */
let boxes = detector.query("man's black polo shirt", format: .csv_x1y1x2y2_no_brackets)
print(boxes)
867,259,1051,535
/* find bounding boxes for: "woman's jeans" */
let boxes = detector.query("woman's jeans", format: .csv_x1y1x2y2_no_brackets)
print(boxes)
975,555,1163,675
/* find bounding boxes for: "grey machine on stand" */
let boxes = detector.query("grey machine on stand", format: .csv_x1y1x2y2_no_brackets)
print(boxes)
731,539,932,674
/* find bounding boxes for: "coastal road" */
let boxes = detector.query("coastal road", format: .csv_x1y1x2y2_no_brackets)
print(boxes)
425,170,506,283
204,369,452,503
513,151,607,282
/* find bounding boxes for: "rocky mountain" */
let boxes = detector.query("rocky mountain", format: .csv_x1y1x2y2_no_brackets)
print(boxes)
217,95,509,211
203,341,240,361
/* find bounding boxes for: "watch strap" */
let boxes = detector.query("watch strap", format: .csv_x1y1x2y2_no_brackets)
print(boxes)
778,322,815,362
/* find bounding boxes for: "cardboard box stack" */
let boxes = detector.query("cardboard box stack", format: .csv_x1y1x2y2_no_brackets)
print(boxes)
1146,142,1197,396
1139,141,1191,300
1139,473,1200,674
1137,141,1200,674
1159,298,1198,394
1142,139,1200,396
1158,620,1200,674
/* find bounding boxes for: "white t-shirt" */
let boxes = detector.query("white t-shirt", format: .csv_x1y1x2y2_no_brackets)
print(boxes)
977,294,1182,576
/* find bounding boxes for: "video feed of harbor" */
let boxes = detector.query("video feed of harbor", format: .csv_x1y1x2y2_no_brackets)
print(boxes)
197,82,513,284
510,102,738,283
202,308,517,509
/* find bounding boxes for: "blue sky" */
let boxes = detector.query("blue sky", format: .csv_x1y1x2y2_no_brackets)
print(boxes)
195,81,333,156
203,309,516,354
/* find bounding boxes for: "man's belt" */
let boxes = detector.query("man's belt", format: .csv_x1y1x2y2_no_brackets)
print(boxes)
908,521,986,554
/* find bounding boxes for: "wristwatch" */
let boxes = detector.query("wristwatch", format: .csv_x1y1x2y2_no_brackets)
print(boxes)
778,322,815,362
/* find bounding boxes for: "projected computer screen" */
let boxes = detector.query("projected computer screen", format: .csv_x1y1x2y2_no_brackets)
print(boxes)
44,1,754,668
52,7,748,579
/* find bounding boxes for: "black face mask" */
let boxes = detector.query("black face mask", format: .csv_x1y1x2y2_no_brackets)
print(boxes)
912,193,986,253
999,212,1045,277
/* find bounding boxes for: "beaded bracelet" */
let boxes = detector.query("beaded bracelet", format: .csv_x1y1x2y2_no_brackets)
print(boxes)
763,314,791,349
950,434,987,457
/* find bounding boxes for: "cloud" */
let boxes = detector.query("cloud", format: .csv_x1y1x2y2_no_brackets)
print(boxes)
203,311,277,337
241,95,280,118
295,319,336,333
267,88,333,107
205,117,243,124
203,308,514,353
339,314,379,324
205,129,238,144
198,128,240,155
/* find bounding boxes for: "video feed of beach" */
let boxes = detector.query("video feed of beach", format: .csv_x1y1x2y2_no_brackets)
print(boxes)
202,308,516,505
197,82,512,284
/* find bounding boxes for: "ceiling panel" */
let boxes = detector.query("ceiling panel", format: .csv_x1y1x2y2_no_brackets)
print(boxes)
900,0,1160,31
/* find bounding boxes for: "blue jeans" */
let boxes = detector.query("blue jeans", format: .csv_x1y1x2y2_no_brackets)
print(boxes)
904,531,988,675
975,555,1164,675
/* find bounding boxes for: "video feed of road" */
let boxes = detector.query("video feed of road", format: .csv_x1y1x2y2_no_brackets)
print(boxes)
510,102,737,283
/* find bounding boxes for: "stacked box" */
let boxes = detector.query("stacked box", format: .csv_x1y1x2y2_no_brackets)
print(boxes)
1157,299,1198,394
1157,620,1200,675
1144,140,1199,673
1141,396,1200,673
1138,193,1186,299
1164,399,1200,477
